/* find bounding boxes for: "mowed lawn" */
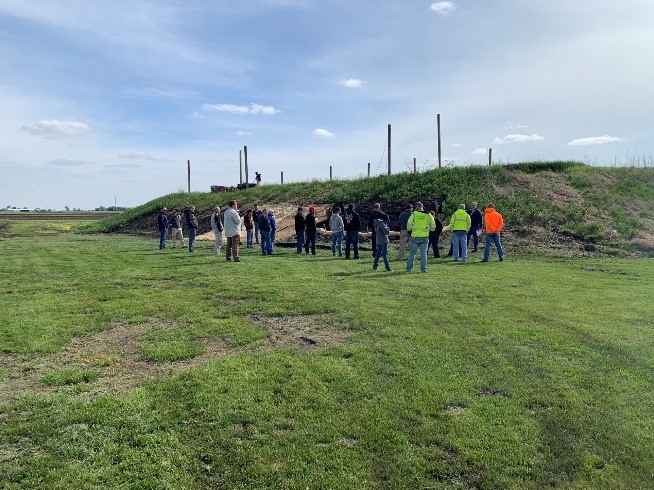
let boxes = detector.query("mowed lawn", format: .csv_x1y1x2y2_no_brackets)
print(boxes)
0,225,653,489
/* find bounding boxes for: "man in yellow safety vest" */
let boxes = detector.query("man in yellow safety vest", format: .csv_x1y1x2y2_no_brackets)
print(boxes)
406,202,436,273
449,203,472,261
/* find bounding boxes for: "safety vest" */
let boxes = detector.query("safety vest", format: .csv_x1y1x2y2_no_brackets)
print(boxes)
450,209,471,232
407,211,434,238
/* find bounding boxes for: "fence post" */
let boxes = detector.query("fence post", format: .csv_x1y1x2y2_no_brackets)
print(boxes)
437,114,442,169
281,171,284,184
187,160,191,193
239,150,242,185
367,162,371,177
488,148,492,166
244,146,248,190
387,124,391,175
330,166,333,180
413,157,417,173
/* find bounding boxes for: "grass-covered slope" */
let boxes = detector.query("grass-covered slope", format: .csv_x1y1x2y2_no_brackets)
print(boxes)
84,162,654,256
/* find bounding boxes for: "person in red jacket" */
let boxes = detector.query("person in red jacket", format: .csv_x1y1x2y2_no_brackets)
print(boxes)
482,204,504,262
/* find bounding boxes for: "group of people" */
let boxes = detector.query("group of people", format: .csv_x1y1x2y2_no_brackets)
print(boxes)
156,199,505,272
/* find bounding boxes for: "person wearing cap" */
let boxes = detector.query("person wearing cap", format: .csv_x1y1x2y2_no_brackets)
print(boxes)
304,206,317,255
449,203,472,262
224,200,242,262
294,207,305,254
157,206,169,250
373,216,392,272
467,201,483,253
170,209,184,249
183,205,199,252
243,209,254,248
210,206,224,255
268,209,277,252
481,203,505,262
396,203,413,260
406,202,436,273
257,207,272,255
343,203,361,259
367,203,389,257
252,204,262,244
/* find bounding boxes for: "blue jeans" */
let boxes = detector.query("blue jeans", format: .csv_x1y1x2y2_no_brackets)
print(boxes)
373,243,391,271
467,227,480,251
452,231,467,261
254,222,260,243
270,231,276,250
345,230,359,259
331,231,343,255
188,227,197,252
305,232,316,255
296,230,305,253
246,228,253,248
260,230,272,255
484,233,504,261
407,237,429,272
159,229,167,250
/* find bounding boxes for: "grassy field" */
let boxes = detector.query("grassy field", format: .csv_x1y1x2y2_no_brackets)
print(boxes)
1,223,653,489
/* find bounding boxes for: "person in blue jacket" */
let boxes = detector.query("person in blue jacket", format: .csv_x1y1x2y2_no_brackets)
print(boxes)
157,206,168,250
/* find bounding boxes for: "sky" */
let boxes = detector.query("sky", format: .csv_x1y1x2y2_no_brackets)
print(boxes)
1,0,653,210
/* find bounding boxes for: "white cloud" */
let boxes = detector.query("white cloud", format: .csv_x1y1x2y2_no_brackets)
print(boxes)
118,151,172,162
430,1,455,16
313,128,335,138
49,158,92,166
451,143,462,148
568,135,625,146
192,111,203,119
339,78,365,88
506,125,529,129
20,120,92,138
202,103,280,115
493,134,544,144
471,148,488,154
234,131,252,136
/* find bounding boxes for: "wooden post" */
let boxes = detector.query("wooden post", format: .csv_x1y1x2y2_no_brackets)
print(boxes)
330,166,333,180
413,157,417,174
367,162,371,177
281,171,284,184
239,150,243,185
387,124,392,175
187,160,190,193
244,146,248,190
437,114,442,169
488,148,492,166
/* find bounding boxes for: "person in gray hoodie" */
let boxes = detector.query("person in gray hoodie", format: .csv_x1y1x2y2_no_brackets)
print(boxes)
373,218,392,272
223,200,242,262
329,206,344,256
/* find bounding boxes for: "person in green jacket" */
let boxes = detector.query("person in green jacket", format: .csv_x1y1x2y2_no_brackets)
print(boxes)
406,202,436,273
449,203,471,262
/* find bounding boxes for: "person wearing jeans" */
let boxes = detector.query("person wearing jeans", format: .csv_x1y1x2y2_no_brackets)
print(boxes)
406,202,436,273
304,206,317,255
252,204,262,244
396,203,413,260
372,218,392,272
482,204,505,262
329,206,344,256
243,210,254,248
184,205,199,253
157,206,168,250
343,203,361,259
258,208,272,255
467,201,483,252
449,203,471,262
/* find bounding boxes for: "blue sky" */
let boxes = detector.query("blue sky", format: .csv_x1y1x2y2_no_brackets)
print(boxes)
1,0,653,209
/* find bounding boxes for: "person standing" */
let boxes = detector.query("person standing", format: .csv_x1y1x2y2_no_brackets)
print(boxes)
396,203,413,260
252,204,262,244
255,172,262,186
294,207,305,254
184,205,199,253
373,217,392,272
343,203,361,259
329,206,344,256
367,203,389,257
170,209,184,249
268,210,277,251
210,206,224,255
258,207,272,255
449,203,472,262
428,211,443,258
224,200,242,262
467,201,483,253
243,209,254,248
482,204,505,262
157,206,168,250
304,206,317,255
406,202,436,273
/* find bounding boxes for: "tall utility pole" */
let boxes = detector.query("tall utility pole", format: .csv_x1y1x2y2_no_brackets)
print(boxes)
239,150,243,185
187,160,191,193
437,114,442,169
413,157,417,173
488,148,493,167
367,162,371,177
244,146,249,190
387,124,392,175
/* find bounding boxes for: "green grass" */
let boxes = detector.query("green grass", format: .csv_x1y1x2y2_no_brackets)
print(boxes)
0,225,653,488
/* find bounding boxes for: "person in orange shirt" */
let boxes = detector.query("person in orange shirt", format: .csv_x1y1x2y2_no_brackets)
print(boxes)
482,204,505,262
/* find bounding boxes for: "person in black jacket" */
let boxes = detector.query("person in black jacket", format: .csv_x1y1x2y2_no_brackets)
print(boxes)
252,204,262,244
157,206,168,250
343,203,361,259
428,211,443,258
184,205,199,252
304,206,317,255
367,202,389,257
294,207,305,254
467,201,483,252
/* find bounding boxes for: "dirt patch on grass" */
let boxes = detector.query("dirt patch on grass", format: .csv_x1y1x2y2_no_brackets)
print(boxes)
442,405,467,415
0,314,350,403
631,232,654,252
508,171,586,207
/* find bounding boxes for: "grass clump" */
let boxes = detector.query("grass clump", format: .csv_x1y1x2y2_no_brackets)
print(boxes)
42,369,101,386
141,340,206,362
